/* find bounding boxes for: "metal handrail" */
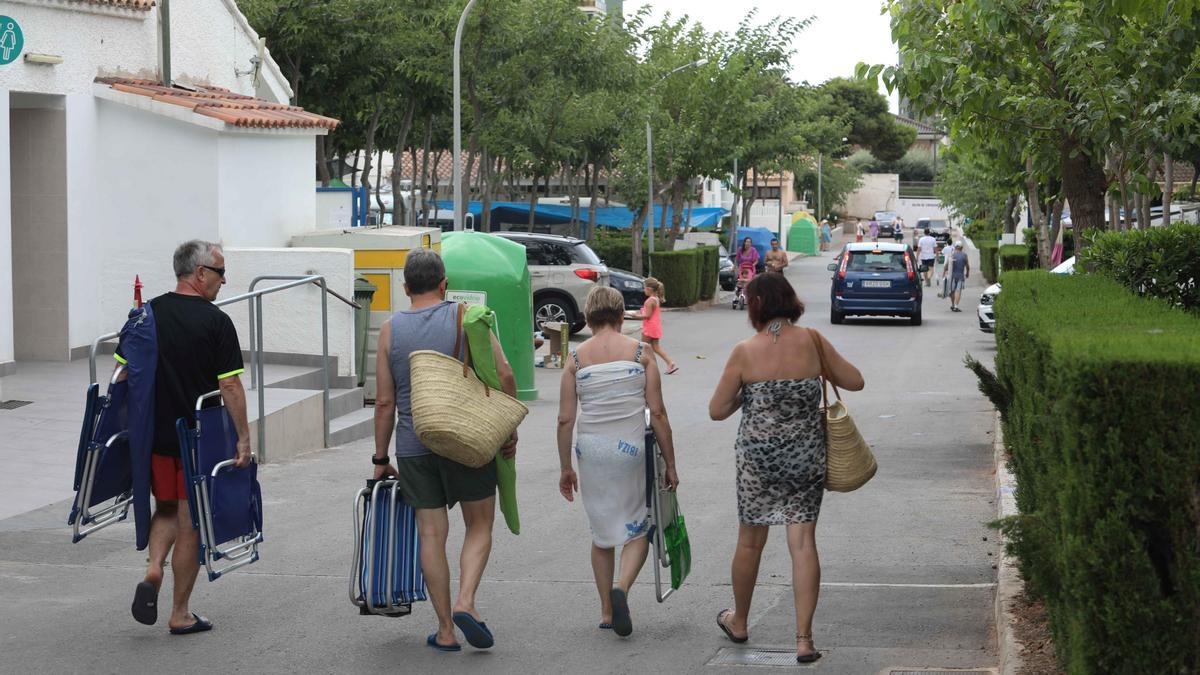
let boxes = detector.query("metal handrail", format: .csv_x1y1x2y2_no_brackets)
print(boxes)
86,274,347,462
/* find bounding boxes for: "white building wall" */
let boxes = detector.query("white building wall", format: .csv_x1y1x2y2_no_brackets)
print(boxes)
70,99,221,349
0,1,289,101
221,248,356,378
0,89,11,367
844,173,900,219
217,133,315,247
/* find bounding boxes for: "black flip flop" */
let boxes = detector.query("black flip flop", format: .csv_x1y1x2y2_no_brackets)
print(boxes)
598,622,613,630
452,611,495,649
609,588,632,637
168,613,213,635
717,609,748,643
131,581,158,626
796,651,823,664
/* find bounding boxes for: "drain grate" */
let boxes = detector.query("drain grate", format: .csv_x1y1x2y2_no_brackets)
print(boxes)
708,648,806,667
0,400,32,410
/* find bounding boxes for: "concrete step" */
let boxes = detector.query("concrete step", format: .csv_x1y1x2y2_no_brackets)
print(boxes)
329,407,375,447
328,387,365,419
257,362,357,390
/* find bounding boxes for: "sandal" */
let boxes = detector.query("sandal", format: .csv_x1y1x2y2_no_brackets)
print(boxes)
716,609,748,643
795,633,822,664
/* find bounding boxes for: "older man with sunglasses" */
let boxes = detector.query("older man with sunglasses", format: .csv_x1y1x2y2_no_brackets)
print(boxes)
115,239,251,635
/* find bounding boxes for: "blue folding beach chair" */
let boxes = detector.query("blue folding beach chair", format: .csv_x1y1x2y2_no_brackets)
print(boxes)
644,410,691,603
176,391,263,582
349,479,427,617
68,367,133,543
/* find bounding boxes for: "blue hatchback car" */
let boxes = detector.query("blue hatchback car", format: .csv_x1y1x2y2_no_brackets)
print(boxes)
827,242,923,325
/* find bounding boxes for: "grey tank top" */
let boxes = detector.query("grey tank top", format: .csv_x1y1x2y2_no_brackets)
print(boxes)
389,301,463,457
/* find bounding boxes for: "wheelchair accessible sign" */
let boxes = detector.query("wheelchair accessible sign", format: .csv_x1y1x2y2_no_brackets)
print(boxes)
0,17,22,66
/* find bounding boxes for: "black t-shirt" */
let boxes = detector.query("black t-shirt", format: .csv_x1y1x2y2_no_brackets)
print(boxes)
116,293,244,456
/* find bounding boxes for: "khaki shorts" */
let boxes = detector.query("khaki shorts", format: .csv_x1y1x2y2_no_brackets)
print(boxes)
395,453,497,509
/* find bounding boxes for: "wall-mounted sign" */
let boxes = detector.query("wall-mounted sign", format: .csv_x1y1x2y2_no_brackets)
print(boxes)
0,17,23,66
446,290,487,306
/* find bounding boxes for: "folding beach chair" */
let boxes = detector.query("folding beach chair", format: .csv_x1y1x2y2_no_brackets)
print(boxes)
68,367,133,543
176,391,263,582
349,479,427,617
644,411,691,603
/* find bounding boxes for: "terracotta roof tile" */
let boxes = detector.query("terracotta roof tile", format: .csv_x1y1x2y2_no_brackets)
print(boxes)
75,0,155,10
96,77,339,131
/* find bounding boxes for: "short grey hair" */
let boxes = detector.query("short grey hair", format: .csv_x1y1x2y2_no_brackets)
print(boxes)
404,247,446,294
173,240,221,278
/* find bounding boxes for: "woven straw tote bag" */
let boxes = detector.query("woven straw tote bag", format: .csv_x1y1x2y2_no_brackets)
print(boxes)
409,304,528,468
808,329,876,492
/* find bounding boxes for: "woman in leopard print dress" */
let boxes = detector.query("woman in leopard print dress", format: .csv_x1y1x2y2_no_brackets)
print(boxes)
708,273,864,664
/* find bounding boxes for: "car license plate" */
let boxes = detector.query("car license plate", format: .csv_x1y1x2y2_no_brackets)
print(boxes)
863,280,890,288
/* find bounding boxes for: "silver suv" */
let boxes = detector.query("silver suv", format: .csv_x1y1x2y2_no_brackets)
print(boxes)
494,232,609,334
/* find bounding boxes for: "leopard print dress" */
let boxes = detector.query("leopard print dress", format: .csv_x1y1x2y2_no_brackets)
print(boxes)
735,378,826,525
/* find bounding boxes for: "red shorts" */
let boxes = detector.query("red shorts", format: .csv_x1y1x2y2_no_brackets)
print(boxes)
151,454,187,502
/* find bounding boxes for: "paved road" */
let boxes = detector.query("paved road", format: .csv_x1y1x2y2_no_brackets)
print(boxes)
0,244,1001,674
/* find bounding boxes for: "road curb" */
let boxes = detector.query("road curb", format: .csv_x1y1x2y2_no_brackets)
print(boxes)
993,410,1025,675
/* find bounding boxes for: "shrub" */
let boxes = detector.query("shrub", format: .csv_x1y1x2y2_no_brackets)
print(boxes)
993,271,1200,672
697,245,718,300
976,240,999,284
998,244,1030,274
1079,224,1200,312
590,233,649,274
649,249,701,307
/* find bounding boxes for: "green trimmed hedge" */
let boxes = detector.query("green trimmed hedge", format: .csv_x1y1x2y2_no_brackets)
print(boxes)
649,249,702,307
976,239,999,283
698,245,718,301
998,244,1030,274
1079,223,1200,312
994,272,1200,672
590,234,649,274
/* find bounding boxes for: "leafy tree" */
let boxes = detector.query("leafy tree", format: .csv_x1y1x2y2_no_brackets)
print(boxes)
819,78,915,163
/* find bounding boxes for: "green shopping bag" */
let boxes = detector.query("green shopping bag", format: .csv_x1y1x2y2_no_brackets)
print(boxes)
663,499,691,590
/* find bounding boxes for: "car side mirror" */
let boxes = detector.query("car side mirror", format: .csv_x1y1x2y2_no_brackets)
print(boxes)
826,263,837,271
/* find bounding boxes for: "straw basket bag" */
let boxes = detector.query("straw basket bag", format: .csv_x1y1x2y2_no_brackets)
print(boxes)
409,304,528,468
808,329,876,492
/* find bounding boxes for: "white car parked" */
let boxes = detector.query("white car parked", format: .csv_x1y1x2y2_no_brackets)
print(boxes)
978,256,1074,332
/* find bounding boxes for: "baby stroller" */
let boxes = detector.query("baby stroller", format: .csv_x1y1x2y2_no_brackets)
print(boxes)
732,263,756,310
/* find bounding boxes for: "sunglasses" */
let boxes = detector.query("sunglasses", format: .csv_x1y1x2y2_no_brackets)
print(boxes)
200,264,226,278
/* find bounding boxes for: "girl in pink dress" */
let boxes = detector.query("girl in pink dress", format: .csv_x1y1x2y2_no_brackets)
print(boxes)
625,278,678,374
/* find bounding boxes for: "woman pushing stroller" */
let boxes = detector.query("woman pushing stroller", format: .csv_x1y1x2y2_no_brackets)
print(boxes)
733,238,759,310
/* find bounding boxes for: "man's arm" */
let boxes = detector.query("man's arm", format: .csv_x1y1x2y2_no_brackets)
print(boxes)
218,375,253,467
373,322,398,479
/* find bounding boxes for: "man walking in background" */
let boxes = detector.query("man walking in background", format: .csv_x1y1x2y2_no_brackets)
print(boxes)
949,241,971,312
917,228,938,287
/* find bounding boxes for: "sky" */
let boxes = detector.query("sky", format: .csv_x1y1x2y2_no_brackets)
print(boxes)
625,0,899,111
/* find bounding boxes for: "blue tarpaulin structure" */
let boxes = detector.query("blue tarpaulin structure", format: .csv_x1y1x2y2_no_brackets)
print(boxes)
432,201,727,232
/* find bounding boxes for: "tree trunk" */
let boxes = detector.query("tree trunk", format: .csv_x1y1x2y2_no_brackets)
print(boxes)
374,148,386,224
1140,153,1157,230
743,171,759,228
1163,153,1174,227
316,136,331,186
1059,137,1109,246
419,116,433,228
409,143,420,228
351,149,362,188
527,173,539,229
1024,158,1050,268
391,101,416,228
631,203,647,276
480,150,494,233
360,102,382,218
587,164,599,242
668,183,685,250
1002,194,1018,234
431,149,444,224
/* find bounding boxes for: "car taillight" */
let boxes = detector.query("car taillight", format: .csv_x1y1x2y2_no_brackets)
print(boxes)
574,269,599,282
905,255,915,281
837,255,848,280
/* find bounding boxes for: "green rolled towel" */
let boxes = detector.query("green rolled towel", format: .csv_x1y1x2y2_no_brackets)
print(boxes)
463,304,520,535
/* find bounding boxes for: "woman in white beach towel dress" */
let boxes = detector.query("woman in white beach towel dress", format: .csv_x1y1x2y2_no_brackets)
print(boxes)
557,286,679,638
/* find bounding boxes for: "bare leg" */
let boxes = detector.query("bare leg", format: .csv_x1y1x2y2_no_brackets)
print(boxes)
651,341,676,371
453,496,496,620
726,524,769,638
144,500,178,590
616,535,649,592
786,522,820,657
166,500,201,630
416,507,457,647
591,544,615,624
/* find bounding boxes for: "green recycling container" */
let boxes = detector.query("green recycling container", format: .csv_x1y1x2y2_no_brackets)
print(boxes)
786,213,820,255
441,232,537,401
353,278,377,387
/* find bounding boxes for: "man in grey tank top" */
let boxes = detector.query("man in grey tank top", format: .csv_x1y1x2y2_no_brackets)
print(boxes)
370,248,518,651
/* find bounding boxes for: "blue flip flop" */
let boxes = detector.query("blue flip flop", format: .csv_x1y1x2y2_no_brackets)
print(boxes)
452,611,495,649
426,633,462,652
168,613,213,635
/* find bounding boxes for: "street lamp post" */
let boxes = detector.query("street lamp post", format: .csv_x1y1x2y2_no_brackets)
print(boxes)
452,0,478,232
646,58,708,276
